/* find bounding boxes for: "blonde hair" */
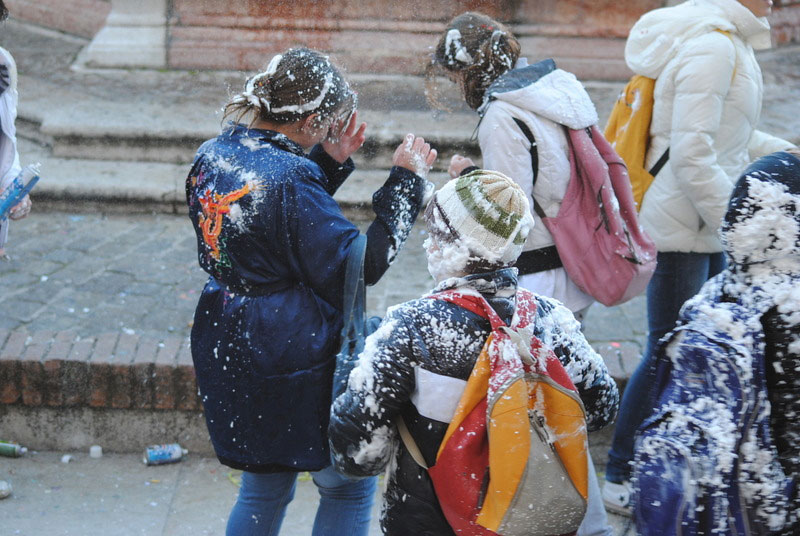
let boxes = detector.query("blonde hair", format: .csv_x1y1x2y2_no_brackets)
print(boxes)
787,147,800,158
427,12,521,111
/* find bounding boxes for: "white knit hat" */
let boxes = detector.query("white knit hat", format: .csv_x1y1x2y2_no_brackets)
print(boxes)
425,169,533,269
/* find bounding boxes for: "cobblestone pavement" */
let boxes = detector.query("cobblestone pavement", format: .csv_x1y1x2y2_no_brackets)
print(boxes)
0,211,204,342
0,209,646,353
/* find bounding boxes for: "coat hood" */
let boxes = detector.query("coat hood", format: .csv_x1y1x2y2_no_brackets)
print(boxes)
717,151,800,318
625,0,772,78
481,58,599,130
721,152,800,270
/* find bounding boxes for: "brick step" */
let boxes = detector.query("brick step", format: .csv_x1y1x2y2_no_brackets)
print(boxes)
0,328,199,412
0,325,641,456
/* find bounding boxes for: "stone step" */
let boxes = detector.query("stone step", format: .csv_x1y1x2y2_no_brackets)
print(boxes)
17,75,622,168
20,137,453,215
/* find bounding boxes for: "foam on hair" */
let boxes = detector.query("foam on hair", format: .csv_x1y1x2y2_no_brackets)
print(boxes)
426,12,521,111
223,47,355,128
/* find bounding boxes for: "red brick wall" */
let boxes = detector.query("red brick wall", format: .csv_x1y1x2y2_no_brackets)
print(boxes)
772,1,800,44
167,1,800,76
5,0,800,75
7,0,111,39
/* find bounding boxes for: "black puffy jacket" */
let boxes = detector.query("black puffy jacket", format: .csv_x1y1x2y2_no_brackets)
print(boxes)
329,268,619,535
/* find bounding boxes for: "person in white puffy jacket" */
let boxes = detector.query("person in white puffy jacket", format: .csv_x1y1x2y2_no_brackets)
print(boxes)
0,1,32,261
602,0,797,516
428,11,612,536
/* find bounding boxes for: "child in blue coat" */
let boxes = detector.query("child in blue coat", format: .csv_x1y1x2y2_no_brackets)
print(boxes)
186,47,437,535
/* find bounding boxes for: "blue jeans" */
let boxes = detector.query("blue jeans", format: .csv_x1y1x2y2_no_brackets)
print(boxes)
226,465,377,536
605,251,726,483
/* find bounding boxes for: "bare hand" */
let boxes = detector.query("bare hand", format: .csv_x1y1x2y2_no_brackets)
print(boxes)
321,110,367,164
393,134,438,179
448,154,475,178
9,194,31,220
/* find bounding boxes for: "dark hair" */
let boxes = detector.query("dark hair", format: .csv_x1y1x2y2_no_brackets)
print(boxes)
224,47,356,128
0,2,8,22
427,12,521,111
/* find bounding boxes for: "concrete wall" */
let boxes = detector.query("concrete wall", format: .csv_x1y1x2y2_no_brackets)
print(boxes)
6,0,111,38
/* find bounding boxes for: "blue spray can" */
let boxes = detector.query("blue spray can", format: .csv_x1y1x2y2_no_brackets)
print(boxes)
143,443,188,465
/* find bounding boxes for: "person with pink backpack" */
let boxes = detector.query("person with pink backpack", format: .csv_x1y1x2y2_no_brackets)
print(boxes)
427,12,653,533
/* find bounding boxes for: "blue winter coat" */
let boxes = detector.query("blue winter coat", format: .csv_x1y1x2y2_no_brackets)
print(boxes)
186,124,426,472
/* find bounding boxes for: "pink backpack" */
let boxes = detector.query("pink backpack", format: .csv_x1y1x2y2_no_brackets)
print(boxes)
517,121,656,306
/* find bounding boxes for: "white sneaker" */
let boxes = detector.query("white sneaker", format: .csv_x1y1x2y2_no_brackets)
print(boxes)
602,480,633,517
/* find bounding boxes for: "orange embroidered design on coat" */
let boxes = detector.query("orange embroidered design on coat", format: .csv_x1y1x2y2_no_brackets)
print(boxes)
198,183,259,262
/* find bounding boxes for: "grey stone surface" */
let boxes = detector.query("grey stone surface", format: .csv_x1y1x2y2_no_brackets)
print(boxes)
0,211,648,353
0,450,633,536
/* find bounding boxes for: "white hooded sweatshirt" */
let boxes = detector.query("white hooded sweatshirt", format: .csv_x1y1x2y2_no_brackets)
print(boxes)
0,46,21,249
627,0,794,254
477,57,599,312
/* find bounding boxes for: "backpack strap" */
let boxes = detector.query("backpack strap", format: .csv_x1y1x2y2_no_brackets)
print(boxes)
339,234,367,347
396,414,429,469
428,290,507,330
511,117,547,221
649,148,670,177
511,117,563,275
332,234,368,399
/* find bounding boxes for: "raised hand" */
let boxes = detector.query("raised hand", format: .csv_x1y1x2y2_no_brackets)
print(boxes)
321,110,367,164
448,154,475,178
9,194,31,220
393,134,438,179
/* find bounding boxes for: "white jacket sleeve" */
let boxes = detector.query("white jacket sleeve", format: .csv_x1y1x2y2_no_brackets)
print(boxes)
479,105,538,206
748,129,796,160
669,32,737,233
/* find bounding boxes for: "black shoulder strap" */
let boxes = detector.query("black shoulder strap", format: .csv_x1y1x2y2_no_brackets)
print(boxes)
649,148,670,178
340,234,367,345
511,117,546,220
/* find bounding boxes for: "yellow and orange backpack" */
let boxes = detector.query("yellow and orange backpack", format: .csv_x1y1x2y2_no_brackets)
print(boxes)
398,289,589,536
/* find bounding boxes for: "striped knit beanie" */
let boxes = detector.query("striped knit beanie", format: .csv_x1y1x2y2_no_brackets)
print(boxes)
425,169,533,268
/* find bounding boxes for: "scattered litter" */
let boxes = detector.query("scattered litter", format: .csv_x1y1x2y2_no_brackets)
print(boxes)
143,443,187,466
89,445,103,458
227,470,242,487
122,328,135,335
40,275,48,282
60,454,73,464
0,441,27,458
0,480,11,499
